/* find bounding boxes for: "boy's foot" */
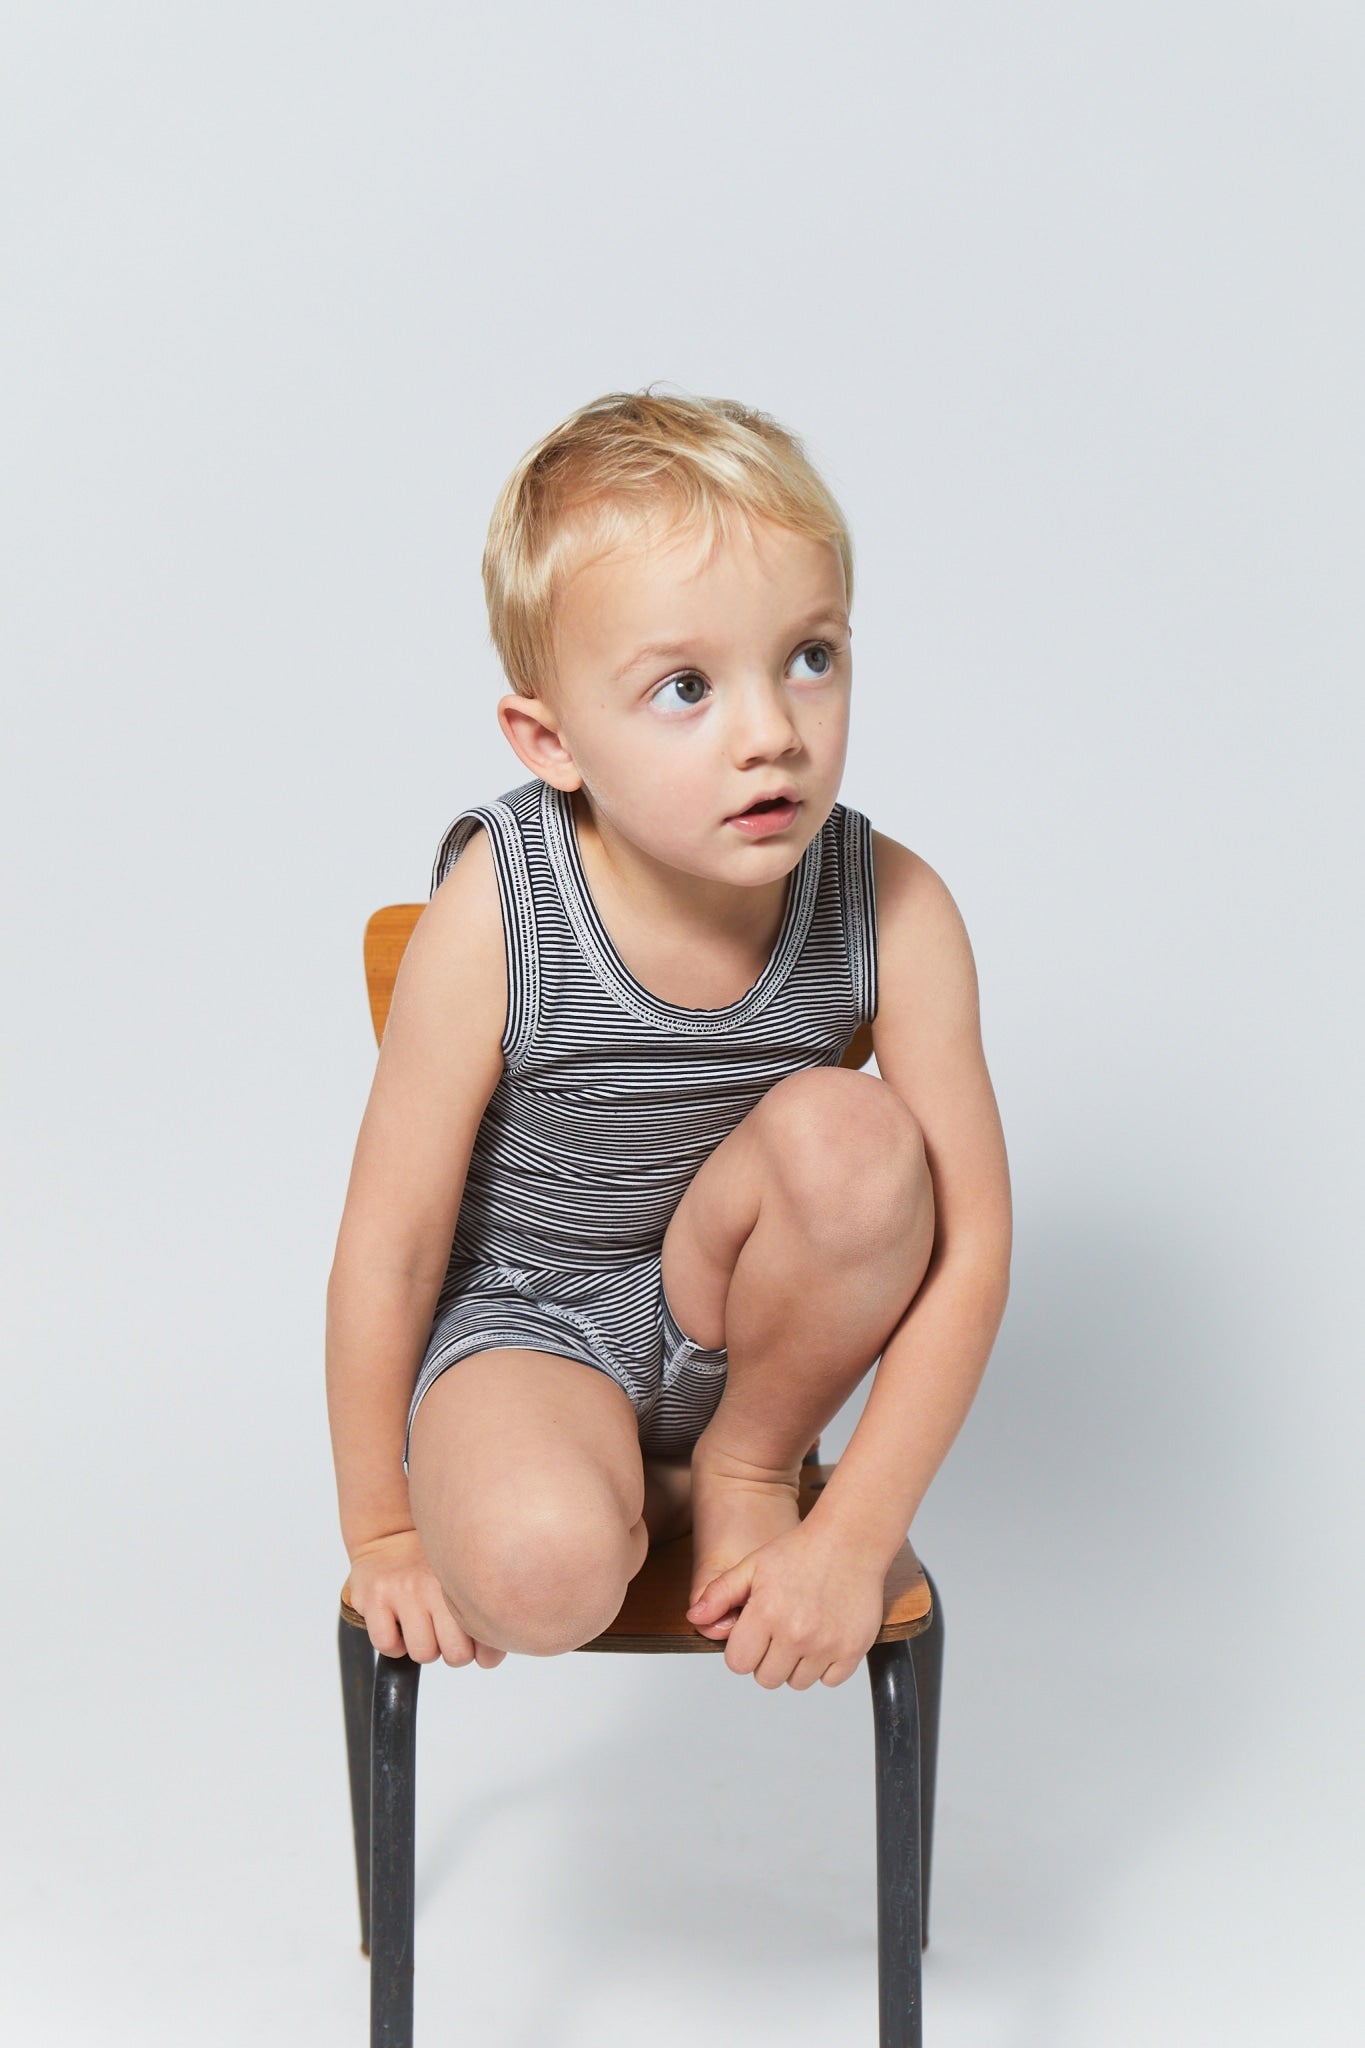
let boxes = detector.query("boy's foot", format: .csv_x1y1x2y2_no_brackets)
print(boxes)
687,1446,803,1638
641,1455,695,1547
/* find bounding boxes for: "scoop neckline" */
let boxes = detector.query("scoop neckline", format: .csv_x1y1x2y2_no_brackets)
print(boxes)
541,779,823,1032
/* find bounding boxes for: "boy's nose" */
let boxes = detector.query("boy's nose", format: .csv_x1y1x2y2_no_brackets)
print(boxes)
729,679,802,764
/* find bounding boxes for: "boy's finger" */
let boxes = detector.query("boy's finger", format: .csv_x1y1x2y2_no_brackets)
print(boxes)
432,1606,478,1668
366,1603,404,1659
687,1567,743,1616
395,1608,439,1664
691,1613,738,1639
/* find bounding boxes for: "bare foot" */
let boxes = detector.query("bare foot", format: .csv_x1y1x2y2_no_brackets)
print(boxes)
641,1455,694,1547
687,1447,803,1638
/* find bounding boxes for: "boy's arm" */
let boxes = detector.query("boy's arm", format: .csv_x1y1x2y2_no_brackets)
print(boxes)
325,829,507,1561
803,830,1013,1571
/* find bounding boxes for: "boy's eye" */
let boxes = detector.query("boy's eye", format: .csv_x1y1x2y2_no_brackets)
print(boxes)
651,672,710,712
793,640,837,679
649,641,841,713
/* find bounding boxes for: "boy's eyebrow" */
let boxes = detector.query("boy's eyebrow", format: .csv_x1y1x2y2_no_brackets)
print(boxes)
611,609,851,684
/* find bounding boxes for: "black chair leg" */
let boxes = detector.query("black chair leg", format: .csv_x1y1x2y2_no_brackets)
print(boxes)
370,1652,421,2048
339,1618,376,1954
867,1637,922,2048
908,1570,944,1951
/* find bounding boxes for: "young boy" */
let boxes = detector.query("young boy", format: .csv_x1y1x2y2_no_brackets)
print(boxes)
325,389,1011,1692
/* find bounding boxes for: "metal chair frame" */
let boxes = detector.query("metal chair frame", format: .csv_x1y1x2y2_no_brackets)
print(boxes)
337,1500,944,2048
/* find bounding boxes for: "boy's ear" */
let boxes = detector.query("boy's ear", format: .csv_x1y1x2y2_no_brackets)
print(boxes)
496,691,583,790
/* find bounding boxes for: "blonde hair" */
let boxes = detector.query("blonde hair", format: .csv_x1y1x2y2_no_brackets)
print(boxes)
482,386,854,703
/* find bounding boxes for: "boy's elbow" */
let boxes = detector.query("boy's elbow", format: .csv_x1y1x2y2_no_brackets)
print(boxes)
994,1220,1012,1302
326,1237,446,1307
992,1253,1011,1327
989,1221,1012,1317
959,1232,1011,1331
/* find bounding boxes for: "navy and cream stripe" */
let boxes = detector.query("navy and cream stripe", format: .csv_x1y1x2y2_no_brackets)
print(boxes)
404,775,879,1465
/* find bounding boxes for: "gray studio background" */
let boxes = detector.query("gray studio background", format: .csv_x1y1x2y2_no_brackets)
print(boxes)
3,5,1361,2043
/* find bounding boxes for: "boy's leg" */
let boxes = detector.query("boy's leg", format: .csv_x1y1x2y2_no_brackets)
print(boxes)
640,1454,696,1546
407,1348,657,1656
640,1431,825,1547
658,1066,934,1605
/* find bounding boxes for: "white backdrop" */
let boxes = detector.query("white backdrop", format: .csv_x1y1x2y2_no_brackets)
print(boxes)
3,5,1361,2043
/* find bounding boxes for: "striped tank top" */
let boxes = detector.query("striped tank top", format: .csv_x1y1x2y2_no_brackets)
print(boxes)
417,775,879,1390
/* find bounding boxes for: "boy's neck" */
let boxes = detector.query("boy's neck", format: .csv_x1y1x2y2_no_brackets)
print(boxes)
569,785,792,952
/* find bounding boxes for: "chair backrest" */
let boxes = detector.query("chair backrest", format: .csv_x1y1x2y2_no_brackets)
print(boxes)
363,904,875,1069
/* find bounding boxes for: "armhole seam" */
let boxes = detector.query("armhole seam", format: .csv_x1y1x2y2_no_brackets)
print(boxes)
429,801,540,1073
838,805,879,1027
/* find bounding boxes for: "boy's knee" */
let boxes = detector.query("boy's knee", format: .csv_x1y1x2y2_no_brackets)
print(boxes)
762,1068,930,1245
438,1502,637,1657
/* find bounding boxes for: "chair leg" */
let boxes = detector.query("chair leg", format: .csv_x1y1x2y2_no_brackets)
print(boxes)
370,1653,421,2048
339,1617,376,1954
908,1571,944,1951
867,1638,922,2048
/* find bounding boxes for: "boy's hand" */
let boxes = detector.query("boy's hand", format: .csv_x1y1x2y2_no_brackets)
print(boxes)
346,1528,506,1669
685,1524,887,1689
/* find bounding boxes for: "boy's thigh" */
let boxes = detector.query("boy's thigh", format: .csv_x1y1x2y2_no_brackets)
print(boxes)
658,1079,782,1354
660,1066,908,1354
407,1347,647,1585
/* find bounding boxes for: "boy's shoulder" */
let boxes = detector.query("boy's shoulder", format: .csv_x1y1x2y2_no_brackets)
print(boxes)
371,816,507,1096
431,778,543,895
869,828,967,943
414,813,506,1003
868,827,981,1050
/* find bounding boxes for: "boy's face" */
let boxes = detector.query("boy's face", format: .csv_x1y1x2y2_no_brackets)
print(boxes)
498,513,851,893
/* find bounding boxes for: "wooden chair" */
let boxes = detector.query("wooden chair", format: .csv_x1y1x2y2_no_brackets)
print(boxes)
338,904,946,2048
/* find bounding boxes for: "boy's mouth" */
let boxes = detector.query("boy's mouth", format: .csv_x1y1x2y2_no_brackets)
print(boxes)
726,794,801,833
727,789,800,819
